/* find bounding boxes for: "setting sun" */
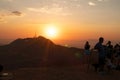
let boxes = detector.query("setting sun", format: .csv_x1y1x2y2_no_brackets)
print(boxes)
43,25,59,39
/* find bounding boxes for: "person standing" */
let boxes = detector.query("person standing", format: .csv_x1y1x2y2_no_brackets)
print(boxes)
84,41,91,71
94,37,106,73
84,41,91,55
106,41,113,59
106,41,116,70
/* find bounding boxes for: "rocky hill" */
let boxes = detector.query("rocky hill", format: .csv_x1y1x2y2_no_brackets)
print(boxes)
0,36,83,70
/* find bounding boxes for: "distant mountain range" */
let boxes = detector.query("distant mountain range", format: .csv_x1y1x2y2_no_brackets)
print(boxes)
0,36,83,70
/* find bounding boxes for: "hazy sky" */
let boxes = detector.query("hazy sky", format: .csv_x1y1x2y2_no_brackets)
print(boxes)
0,0,120,41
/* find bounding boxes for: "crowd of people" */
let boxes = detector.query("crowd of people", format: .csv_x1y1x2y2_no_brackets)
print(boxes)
84,37,120,73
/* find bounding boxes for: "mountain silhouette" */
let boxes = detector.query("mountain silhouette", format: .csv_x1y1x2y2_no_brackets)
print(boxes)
0,36,83,70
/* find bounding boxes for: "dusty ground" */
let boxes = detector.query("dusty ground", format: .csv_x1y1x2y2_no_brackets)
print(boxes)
5,65,119,80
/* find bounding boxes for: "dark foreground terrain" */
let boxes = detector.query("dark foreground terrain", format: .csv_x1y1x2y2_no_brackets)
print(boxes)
1,65,120,80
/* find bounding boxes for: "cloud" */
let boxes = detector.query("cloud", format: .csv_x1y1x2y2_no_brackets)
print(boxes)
73,0,79,1
27,8,43,12
27,6,71,16
27,7,62,14
97,0,103,1
7,0,14,2
88,2,96,6
11,11,22,16
97,0,108,2
0,10,23,23
97,0,110,2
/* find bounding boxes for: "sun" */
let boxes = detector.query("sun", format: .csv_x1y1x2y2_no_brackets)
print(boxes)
44,25,58,39
46,27,56,36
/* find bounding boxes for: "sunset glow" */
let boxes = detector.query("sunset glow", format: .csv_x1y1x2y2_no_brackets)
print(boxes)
43,25,59,39
0,0,120,46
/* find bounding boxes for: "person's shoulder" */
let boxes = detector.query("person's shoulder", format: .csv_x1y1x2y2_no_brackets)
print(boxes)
94,42,99,49
95,42,100,46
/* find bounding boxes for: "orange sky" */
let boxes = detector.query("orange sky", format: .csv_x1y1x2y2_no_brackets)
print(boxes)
0,0,120,43
0,23,119,41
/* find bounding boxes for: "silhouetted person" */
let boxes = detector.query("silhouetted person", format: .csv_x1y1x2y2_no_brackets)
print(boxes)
94,37,105,73
105,41,116,70
114,44,120,66
106,41,113,60
84,41,91,71
84,41,91,55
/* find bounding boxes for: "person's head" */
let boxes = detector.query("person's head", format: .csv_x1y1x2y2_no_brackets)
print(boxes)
86,41,89,44
99,37,104,43
107,41,111,45
85,41,89,45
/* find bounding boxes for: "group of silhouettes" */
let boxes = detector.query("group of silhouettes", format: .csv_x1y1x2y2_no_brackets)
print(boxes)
84,37,120,73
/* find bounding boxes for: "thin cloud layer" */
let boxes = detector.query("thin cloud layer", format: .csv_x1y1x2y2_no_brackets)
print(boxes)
7,0,14,2
0,0,118,24
97,0,109,2
27,5,71,16
88,0,109,6
98,0,103,1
